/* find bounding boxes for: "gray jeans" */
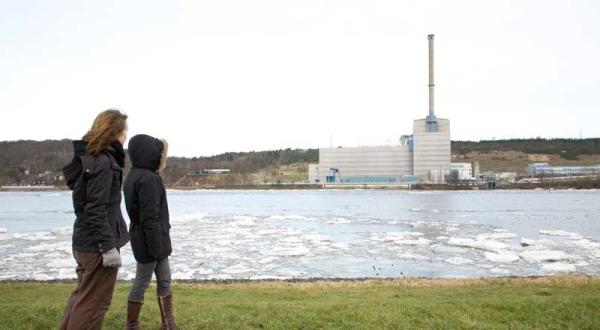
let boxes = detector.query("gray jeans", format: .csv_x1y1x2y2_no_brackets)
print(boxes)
128,257,172,302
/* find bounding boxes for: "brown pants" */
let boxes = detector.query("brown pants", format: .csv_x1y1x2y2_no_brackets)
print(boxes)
59,249,119,330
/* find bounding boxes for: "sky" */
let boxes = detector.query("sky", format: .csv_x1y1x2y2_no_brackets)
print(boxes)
1,0,599,157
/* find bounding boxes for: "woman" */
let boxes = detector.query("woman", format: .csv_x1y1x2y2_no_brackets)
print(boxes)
123,134,177,329
60,109,130,330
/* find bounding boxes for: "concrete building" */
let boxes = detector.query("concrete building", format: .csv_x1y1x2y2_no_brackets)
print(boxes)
526,163,600,178
450,163,474,181
309,34,451,184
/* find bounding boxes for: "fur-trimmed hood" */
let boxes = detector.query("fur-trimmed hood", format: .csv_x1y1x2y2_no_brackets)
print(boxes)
128,134,168,172
158,138,168,172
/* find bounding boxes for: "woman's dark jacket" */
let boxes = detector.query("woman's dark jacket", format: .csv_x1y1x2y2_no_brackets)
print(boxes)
123,134,172,263
63,140,129,253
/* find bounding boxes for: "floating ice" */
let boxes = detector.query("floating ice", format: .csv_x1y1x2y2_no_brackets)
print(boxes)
47,259,75,269
398,253,429,261
12,232,56,241
330,242,350,250
325,217,352,224
485,251,520,263
303,234,330,242
539,230,583,240
32,273,53,281
266,214,308,221
25,241,71,253
541,262,576,273
171,266,196,280
263,246,310,256
446,256,473,265
222,264,255,274
3,190,600,280
447,237,507,252
490,267,511,275
477,232,518,241
520,250,570,262
14,252,36,258
50,227,72,235
568,238,600,250
432,244,469,254
172,212,207,223
382,232,430,246
520,238,556,248
56,268,76,280
231,216,257,226
194,267,215,275
256,229,283,235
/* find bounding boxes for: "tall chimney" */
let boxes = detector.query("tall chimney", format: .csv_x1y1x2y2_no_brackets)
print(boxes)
426,34,437,132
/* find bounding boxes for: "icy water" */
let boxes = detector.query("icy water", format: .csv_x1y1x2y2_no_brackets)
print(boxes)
0,189,599,281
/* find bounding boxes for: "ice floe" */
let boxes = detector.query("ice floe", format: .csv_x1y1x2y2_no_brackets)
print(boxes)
398,253,430,261
47,259,76,269
222,264,256,274
447,237,507,252
263,246,310,256
231,215,257,226
477,232,518,241
12,232,56,241
520,238,556,248
379,232,431,246
446,256,474,265
266,214,309,221
520,250,571,262
541,262,576,273
539,229,583,240
325,217,352,224
484,251,520,263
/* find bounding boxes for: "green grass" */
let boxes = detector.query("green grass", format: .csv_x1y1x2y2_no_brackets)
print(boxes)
1,276,599,329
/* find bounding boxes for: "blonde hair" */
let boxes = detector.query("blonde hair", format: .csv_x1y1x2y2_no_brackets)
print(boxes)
82,109,128,155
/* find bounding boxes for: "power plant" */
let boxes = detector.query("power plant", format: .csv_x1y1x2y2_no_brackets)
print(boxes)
308,34,451,184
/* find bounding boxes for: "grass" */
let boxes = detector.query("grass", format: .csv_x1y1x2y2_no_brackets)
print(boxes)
1,276,599,329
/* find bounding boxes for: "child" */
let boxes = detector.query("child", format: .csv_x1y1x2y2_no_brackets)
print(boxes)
123,134,177,330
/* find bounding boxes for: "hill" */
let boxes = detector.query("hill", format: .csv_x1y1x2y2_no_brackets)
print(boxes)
1,138,599,186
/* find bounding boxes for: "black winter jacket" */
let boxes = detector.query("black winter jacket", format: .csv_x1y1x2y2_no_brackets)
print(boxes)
123,134,172,263
63,140,129,253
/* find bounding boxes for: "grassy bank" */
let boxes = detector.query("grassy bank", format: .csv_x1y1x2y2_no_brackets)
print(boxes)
1,276,599,329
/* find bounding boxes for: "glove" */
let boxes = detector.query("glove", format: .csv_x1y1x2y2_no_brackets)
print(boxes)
102,248,122,268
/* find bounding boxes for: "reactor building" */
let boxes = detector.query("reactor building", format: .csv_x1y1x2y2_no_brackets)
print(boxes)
308,34,451,184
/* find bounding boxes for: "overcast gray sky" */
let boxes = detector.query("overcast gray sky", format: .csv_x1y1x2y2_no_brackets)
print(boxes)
1,0,599,156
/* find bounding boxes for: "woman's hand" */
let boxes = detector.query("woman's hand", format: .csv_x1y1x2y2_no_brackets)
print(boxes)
102,248,122,268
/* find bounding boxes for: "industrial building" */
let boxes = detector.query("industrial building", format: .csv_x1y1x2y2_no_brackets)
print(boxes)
526,163,600,178
308,34,451,184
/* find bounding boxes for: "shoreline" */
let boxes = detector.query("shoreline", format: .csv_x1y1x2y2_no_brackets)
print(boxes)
2,274,597,285
4,180,600,191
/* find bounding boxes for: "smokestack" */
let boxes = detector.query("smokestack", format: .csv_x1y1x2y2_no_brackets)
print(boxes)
428,34,434,118
426,34,438,132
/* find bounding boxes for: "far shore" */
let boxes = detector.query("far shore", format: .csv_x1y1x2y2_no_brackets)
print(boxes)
3,179,600,192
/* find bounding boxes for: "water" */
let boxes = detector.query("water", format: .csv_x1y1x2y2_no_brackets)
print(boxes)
0,189,599,281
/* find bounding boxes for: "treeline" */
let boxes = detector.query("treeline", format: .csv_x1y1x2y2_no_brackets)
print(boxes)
0,139,317,185
452,138,600,160
1,138,598,186
160,149,318,184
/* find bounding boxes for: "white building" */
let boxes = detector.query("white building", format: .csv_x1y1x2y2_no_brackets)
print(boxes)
450,163,473,180
308,35,451,184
